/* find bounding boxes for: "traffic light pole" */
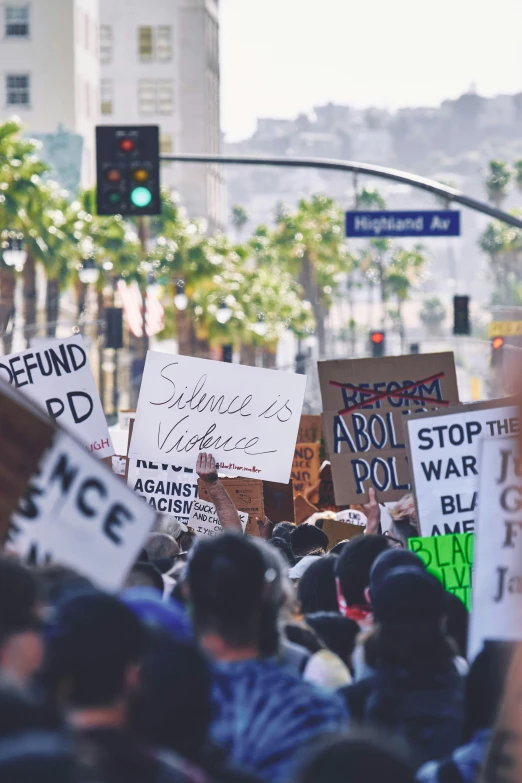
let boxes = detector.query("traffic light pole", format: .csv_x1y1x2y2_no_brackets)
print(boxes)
160,153,522,230
137,216,150,359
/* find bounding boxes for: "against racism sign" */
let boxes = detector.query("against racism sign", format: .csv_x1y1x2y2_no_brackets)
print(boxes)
0,336,113,458
408,533,474,610
406,399,519,536
127,460,199,523
319,353,459,503
469,436,522,657
130,352,307,483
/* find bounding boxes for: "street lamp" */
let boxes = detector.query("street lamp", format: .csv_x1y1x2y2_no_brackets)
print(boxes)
3,233,27,270
252,314,267,337
78,258,100,284
216,300,232,324
174,280,188,311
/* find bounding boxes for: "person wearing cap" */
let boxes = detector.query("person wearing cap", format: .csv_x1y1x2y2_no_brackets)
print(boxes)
341,566,465,767
185,533,347,783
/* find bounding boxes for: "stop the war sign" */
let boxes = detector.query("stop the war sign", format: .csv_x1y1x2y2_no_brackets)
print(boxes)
0,336,113,458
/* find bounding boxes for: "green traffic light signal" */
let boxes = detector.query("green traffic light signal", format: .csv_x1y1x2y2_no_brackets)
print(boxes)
130,187,153,208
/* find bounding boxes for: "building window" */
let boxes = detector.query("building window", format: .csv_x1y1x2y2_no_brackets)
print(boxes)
156,26,172,61
138,26,153,61
157,79,173,115
100,79,113,115
5,5,29,38
160,133,173,167
138,79,155,114
100,25,112,63
6,73,30,106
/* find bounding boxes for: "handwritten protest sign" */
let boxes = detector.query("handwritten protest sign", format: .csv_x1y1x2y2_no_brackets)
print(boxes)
129,352,306,483
188,499,248,538
291,443,321,496
127,460,198,523
406,399,518,537
408,533,474,609
319,353,459,504
0,336,113,458
336,508,367,526
2,398,156,591
469,435,522,657
297,415,322,444
198,477,265,536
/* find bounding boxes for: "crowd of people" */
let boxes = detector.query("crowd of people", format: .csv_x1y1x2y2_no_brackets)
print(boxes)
0,451,510,783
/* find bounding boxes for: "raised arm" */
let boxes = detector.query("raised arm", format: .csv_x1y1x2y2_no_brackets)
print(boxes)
196,452,243,534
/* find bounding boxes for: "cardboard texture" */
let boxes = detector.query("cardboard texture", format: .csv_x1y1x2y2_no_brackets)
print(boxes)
297,415,322,444
405,398,518,537
408,533,474,610
319,352,460,504
322,519,364,550
198,477,264,537
291,443,321,496
263,480,295,524
306,462,347,511
294,494,319,525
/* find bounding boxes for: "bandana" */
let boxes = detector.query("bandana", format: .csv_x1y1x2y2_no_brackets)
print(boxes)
336,578,373,627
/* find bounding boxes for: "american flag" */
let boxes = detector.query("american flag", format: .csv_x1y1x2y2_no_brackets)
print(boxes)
117,280,164,338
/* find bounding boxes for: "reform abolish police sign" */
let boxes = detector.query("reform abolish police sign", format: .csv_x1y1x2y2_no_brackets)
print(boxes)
345,210,461,239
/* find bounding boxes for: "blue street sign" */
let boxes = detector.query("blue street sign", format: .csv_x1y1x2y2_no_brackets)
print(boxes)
345,210,461,238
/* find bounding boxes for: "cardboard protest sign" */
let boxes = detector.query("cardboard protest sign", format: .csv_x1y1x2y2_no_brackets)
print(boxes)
129,352,306,483
2,398,156,591
264,480,295,524
291,443,321,496
408,533,474,610
469,436,522,657
297,415,322,444
322,519,364,550
127,460,198,523
198,477,264,536
294,494,319,525
319,353,459,504
407,399,518,537
188,499,248,538
0,336,113,458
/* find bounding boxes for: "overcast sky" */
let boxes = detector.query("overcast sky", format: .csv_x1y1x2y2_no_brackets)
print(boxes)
221,0,522,141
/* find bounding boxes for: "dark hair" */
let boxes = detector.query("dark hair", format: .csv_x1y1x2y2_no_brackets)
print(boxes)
178,531,196,553
363,621,455,673
305,612,360,668
269,537,296,566
463,641,513,741
272,522,296,544
187,534,282,651
296,731,415,783
33,565,95,610
145,533,179,560
284,624,323,655
369,549,425,594
125,563,164,594
0,560,40,645
130,629,212,761
444,592,469,660
297,555,339,614
290,525,329,558
336,535,391,607
43,594,147,709
330,541,350,556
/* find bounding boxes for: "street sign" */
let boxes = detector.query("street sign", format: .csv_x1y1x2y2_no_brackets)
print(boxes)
488,320,522,338
345,210,460,238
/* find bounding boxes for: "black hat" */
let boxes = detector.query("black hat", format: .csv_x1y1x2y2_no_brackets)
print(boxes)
369,548,425,594
371,566,445,625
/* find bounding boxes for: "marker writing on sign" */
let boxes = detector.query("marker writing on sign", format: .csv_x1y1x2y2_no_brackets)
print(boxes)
0,343,87,387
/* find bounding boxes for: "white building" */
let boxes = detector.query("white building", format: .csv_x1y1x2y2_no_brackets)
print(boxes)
0,0,100,186
99,0,224,231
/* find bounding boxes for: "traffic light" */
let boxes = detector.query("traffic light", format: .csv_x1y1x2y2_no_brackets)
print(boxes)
453,295,470,336
491,336,504,368
370,330,386,358
96,126,160,216
105,308,123,350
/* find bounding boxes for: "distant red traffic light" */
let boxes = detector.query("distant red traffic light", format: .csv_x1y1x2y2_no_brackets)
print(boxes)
119,138,135,153
492,336,504,350
371,331,385,344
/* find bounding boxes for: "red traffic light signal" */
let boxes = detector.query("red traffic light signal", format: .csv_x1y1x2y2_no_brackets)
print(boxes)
371,331,385,345
119,138,135,153
370,330,386,357
492,336,504,350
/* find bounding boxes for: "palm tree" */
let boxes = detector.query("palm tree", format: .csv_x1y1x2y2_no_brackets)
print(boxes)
420,296,446,334
514,159,522,194
231,204,249,238
485,161,511,207
386,245,429,349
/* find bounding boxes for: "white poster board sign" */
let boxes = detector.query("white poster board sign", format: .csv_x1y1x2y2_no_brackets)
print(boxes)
189,498,248,538
0,336,113,458
335,509,367,527
406,400,519,536
469,436,522,657
7,430,155,591
127,460,198,523
129,352,307,483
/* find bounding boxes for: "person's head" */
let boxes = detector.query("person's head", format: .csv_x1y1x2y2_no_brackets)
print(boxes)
145,533,180,561
335,535,391,611
33,565,95,613
178,531,196,553
290,524,329,558
269,536,296,567
298,555,339,614
305,612,360,669
369,548,425,599
43,593,147,713
0,559,43,686
124,562,164,594
185,534,284,659
463,641,513,741
296,731,415,783
364,566,454,672
130,629,212,762
122,587,192,643
272,522,296,544
388,494,419,547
